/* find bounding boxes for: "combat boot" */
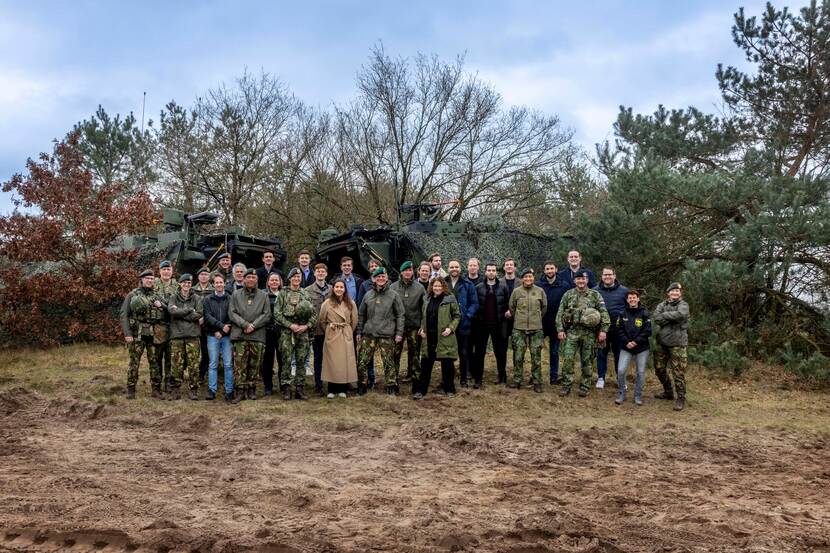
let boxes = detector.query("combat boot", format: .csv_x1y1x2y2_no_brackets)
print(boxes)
533,383,543,393
205,390,216,401
578,387,589,398
510,382,521,390
674,397,685,411
231,389,243,404
125,386,136,399
654,389,675,400
559,386,571,396
356,383,367,396
151,385,163,400
281,384,292,401
294,385,306,400
189,389,198,401
247,386,257,401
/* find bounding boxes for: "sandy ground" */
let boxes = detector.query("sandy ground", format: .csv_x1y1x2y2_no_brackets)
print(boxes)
1,367,829,553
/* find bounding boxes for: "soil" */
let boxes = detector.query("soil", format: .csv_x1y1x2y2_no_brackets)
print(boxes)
1,384,828,553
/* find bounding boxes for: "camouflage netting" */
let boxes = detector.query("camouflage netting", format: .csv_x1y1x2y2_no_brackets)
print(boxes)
406,230,564,272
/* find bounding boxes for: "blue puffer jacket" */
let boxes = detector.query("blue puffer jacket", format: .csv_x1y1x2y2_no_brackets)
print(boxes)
593,279,630,320
537,275,569,337
448,277,479,335
557,266,597,289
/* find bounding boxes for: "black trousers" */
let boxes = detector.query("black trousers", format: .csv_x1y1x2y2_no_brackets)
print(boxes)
456,333,473,384
327,382,348,394
313,334,325,388
475,323,507,383
261,326,282,392
198,330,209,381
421,336,455,395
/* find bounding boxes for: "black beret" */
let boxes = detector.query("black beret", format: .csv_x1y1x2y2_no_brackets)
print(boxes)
178,273,193,283
159,260,172,269
138,269,154,279
573,269,588,278
244,268,256,277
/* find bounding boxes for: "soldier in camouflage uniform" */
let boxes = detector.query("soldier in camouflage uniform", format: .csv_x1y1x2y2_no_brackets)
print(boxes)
119,269,164,398
274,267,317,400
167,274,204,400
556,269,611,397
192,267,214,385
153,260,179,394
229,268,272,402
390,261,424,388
507,268,547,392
357,267,405,395
652,282,690,411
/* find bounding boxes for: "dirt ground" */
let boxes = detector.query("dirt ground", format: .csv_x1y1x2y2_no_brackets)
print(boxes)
1,345,829,553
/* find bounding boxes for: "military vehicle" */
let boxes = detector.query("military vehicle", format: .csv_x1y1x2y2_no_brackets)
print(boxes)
315,203,563,279
117,208,287,274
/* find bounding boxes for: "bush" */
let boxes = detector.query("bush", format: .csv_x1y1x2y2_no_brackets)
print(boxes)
691,341,750,377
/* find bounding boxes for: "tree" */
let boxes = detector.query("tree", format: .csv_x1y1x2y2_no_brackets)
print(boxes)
0,132,156,346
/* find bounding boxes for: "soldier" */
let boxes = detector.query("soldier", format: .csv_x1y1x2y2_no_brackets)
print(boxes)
305,263,331,395
508,268,547,392
356,267,405,395
417,262,432,291
153,260,179,394
119,269,163,398
274,268,317,400
192,267,213,385
167,274,204,400
230,263,246,293
593,266,629,389
537,261,568,385
215,252,233,283
356,258,380,387
257,250,283,289
652,282,690,411
390,261,425,391
228,268,272,402
446,260,479,388
556,269,610,397
473,262,510,386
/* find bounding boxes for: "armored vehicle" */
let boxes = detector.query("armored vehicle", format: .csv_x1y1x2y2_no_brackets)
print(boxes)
315,204,563,280
117,208,287,275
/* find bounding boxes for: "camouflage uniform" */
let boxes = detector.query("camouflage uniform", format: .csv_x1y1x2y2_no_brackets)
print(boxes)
356,284,405,390
653,298,690,400
273,287,317,387
153,278,179,389
358,336,397,388
233,341,265,391
171,339,201,390
556,288,610,393
168,289,204,393
122,287,164,389
394,329,421,383
512,329,545,385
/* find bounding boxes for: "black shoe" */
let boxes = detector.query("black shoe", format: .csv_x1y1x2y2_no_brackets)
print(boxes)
247,387,257,401
263,387,273,396
282,385,292,401
189,389,198,401
125,386,136,399
533,383,543,393
315,383,324,395
205,390,216,401
356,383,367,396
654,390,675,400
366,380,375,390
473,382,481,390
151,386,163,400
224,392,234,403
460,380,470,389
550,377,560,385
509,382,521,389
231,390,243,404
294,385,306,400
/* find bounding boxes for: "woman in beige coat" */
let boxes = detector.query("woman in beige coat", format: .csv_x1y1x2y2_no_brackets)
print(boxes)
319,280,359,398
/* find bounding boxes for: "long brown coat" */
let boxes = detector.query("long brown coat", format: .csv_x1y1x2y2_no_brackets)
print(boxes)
319,298,359,383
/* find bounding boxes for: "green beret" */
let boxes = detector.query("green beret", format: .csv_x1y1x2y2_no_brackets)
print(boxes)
399,261,413,272
159,260,172,269
138,269,154,279
521,267,534,277
666,282,683,293
196,267,210,276
372,267,387,277
244,268,256,277
178,273,193,283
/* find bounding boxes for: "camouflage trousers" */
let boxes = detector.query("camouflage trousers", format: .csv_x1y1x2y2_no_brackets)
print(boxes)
279,331,311,387
127,336,160,388
654,345,687,398
560,328,597,391
233,340,265,391
394,329,421,383
171,338,201,391
358,336,397,387
512,329,544,386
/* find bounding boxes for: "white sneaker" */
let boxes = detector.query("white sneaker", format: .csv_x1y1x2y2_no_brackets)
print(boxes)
337,393,347,399
595,378,605,389
327,393,335,399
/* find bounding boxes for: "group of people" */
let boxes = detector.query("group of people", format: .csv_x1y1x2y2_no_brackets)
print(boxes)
120,249,691,410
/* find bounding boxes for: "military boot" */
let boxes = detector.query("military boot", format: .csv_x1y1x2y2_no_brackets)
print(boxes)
231,388,244,404
533,383,543,393
654,389,675,400
171,386,182,400
125,386,136,399
356,383,367,396
674,396,686,411
578,387,589,398
151,385,163,400
294,385,306,400
189,389,198,401
559,386,571,396
281,384,292,401
247,386,257,401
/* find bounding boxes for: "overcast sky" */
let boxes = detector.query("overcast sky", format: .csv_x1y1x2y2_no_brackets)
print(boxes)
0,0,768,214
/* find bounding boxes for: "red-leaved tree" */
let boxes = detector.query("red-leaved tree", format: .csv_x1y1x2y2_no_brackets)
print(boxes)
0,132,157,346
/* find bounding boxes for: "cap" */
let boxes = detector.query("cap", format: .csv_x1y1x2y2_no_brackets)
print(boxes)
287,267,302,280
217,253,231,260
244,268,257,277
159,260,172,269
138,269,154,279
372,267,387,277
196,267,210,276
520,267,534,277
399,260,413,271
666,282,682,293
573,269,588,279
178,273,193,283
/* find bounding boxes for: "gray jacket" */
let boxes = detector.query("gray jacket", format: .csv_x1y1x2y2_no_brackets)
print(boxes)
304,281,332,336
357,285,405,338
653,299,689,347
390,278,426,330
228,286,272,343
167,291,203,340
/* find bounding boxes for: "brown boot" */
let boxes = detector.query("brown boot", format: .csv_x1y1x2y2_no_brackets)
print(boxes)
282,384,292,400
654,389,675,400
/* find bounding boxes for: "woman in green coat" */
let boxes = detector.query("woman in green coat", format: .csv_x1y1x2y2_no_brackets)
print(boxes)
416,277,460,399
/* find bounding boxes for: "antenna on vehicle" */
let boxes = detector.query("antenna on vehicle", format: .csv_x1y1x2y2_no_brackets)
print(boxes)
141,91,146,132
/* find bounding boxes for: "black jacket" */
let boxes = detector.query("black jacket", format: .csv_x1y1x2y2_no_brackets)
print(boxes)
537,275,569,337
203,292,232,336
257,265,284,289
615,304,652,354
474,279,510,324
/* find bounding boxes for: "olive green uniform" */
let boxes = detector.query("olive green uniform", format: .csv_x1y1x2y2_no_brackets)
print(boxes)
508,284,547,386
153,278,179,389
653,298,690,399
168,291,204,392
357,285,405,389
390,278,424,384
120,287,165,390
273,288,317,387
556,288,610,393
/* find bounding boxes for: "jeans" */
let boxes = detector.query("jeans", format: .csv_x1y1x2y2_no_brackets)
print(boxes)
207,334,234,395
596,325,621,380
547,333,560,382
617,349,649,400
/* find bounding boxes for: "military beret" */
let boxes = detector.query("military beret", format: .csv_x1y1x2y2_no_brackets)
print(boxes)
372,267,387,277
573,269,588,278
178,273,193,283
138,269,154,279
399,260,413,271
244,268,256,277
217,253,231,260
521,267,534,277
196,267,210,276
159,260,172,269
666,282,683,293
287,267,302,280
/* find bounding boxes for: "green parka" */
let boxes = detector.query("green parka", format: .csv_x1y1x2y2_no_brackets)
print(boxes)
390,278,426,330
419,293,461,359
167,290,204,340
509,284,547,331
652,299,690,347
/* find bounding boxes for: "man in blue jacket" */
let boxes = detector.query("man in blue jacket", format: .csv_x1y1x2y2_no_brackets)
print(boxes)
593,266,629,389
537,261,569,385
557,250,597,289
446,259,479,387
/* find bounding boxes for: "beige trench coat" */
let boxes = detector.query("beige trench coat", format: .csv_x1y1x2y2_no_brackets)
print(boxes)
319,299,359,383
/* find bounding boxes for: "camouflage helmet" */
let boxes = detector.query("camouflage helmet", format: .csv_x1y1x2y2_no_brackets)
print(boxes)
293,297,316,324
580,307,601,327
129,292,151,315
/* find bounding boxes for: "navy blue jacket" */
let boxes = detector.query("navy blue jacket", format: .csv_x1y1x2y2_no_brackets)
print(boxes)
448,276,479,335
615,304,652,354
356,279,374,306
557,266,597,290
537,275,569,337
593,279,630,320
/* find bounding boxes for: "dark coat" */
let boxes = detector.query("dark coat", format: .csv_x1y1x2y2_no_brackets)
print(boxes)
615,304,652,354
256,265,284,289
356,279,374,306
557,266,597,289
593,279,630,321
537,275,569,337
474,279,510,324
447,276,479,336
203,292,232,336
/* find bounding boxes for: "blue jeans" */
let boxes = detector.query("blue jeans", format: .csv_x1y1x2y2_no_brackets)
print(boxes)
617,349,649,400
208,334,234,395
596,326,621,380
548,333,560,382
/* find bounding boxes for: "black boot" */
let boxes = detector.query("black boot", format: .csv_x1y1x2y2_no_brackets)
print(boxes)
654,389,675,400
126,386,136,399
151,385,163,400
189,389,198,401
674,396,686,411
294,385,306,400
533,383,543,393
247,386,257,401
357,383,367,396
231,389,243,404
205,390,216,401
282,384,292,401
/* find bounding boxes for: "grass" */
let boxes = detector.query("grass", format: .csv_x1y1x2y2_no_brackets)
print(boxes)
2,343,829,436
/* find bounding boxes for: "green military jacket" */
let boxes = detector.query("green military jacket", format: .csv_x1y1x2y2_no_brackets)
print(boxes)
192,282,214,299
167,290,204,340
120,286,164,338
419,294,460,359
273,287,318,335
653,299,689,347
228,286,271,343
390,278,426,331
357,285,405,338
509,284,547,331
556,288,611,333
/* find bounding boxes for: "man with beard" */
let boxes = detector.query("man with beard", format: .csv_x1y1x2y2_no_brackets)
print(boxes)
390,261,425,389
473,262,510,386
356,267,405,395
446,260,479,388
